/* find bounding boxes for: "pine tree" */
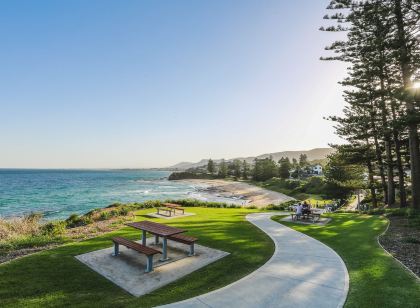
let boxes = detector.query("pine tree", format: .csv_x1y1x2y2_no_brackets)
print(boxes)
278,157,291,179
207,159,215,175
218,159,228,178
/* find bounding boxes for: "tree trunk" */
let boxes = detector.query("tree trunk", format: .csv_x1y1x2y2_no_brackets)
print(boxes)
384,138,396,206
394,0,420,209
379,75,396,206
373,134,388,204
366,141,378,208
394,130,407,207
390,100,407,207
370,111,388,204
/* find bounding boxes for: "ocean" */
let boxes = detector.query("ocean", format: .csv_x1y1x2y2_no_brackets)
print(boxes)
0,169,234,220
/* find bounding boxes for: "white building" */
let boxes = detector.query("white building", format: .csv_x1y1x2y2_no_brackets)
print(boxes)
312,164,323,175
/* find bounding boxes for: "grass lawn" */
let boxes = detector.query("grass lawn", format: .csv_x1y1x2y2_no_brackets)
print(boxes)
0,207,274,307
272,213,420,308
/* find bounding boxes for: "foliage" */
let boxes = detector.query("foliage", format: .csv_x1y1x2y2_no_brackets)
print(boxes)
278,157,291,179
321,0,420,209
207,159,215,174
40,221,66,237
0,214,65,257
259,177,339,202
168,172,215,180
252,157,278,181
218,159,228,178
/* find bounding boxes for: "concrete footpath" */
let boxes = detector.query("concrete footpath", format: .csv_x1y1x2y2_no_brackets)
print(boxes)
160,212,349,308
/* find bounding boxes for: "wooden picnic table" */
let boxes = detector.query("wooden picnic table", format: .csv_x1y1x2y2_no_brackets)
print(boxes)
163,203,185,215
126,221,185,261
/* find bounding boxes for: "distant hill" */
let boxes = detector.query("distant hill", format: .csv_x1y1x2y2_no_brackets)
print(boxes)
169,148,334,170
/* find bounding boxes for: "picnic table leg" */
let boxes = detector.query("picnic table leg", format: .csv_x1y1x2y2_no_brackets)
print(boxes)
142,230,147,245
155,235,159,245
160,236,169,261
145,255,154,273
188,243,195,256
112,243,119,256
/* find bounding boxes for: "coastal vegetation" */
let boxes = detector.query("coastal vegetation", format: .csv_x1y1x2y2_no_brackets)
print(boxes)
272,213,420,307
0,207,274,307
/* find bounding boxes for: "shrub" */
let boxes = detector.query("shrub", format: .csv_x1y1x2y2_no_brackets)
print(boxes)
41,221,66,236
65,214,85,228
99,211,111,221
118,207,130,216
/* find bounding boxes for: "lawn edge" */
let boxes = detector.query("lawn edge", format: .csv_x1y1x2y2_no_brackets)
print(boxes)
377,216,420,282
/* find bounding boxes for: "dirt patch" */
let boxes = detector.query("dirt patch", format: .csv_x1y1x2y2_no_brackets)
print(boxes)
379,216,420,278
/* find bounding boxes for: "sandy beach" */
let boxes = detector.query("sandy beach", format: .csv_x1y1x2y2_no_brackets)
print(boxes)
181,179,295,207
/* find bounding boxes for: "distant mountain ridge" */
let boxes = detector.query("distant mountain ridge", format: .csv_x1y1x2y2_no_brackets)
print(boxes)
169,148,334,170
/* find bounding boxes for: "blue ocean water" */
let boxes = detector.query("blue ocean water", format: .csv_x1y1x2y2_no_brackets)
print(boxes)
0,169,212,220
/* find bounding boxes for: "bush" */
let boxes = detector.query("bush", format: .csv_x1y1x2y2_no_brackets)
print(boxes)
118,207,130,216
65,214,85,228
41,221,66,236
99,211,111,221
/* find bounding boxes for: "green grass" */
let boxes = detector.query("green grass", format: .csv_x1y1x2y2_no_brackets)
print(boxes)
251,179,332,203
272,213,420,308
0,207,274,307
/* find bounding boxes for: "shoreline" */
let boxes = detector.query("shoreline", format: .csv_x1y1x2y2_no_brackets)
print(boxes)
179,179,295,208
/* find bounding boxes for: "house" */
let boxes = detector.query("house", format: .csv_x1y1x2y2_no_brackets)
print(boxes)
312,164,323,175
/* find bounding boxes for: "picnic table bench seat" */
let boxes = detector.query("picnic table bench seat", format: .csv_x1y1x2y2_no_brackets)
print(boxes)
168,233,197,256
112,236,161,272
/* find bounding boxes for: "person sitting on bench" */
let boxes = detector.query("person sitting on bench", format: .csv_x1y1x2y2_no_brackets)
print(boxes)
296,203,303,219
302,201,311,215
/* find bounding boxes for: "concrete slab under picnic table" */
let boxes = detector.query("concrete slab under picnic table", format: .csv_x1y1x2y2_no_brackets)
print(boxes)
75,237,229,297
281,215,332,225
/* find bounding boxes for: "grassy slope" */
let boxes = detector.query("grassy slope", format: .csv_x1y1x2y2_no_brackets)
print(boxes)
272,213,420,308
253,180,333,203
0,208,274,308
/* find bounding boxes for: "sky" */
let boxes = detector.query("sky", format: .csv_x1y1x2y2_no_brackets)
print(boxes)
0,0,347,169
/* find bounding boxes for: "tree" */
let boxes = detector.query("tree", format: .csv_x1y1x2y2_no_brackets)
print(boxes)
321,0,420,208
252,157,278,181
232,159,242,179
218,159,228,178
278,157,291,179
207,159,215,175
324,148,366,200
299,154,309,168
242,160,250,180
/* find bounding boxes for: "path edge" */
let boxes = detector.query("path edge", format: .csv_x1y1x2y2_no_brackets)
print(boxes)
158,212,349,308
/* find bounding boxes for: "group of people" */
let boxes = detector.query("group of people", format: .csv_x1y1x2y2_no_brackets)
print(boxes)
295,201,311,217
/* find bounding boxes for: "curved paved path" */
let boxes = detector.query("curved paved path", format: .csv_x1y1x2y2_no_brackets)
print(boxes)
160,212,349,308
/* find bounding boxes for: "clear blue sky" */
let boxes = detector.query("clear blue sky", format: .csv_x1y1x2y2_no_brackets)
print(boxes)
0,0,346,168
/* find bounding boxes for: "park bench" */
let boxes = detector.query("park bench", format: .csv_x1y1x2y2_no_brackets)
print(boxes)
112,237,161,273
163,203,185,215
168,233,197,256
